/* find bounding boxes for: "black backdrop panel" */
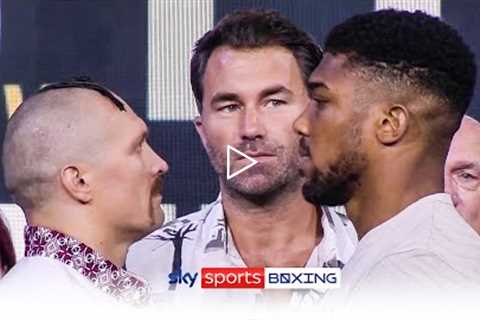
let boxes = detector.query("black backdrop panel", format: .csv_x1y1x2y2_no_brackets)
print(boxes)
442,0,480,118
215,0,373,46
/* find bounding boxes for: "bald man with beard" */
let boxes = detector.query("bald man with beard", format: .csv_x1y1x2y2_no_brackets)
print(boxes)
445,116,480,234
0,80,169,309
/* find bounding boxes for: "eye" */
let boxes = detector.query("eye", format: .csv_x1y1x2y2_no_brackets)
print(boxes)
265,99,286,108
219,104,240,113
457,171,476,181
454,169,480,191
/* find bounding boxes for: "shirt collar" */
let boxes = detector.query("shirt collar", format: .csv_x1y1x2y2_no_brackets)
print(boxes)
199,196,345,268
24,225,150,306
201,197,229,253
331,205,348,217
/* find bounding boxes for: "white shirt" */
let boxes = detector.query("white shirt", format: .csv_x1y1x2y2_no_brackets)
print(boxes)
0,255,118,308
127,196,357,307
0,226,150,311
321,193,480,313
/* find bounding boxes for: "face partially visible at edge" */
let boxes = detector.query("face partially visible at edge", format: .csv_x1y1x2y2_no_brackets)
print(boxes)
0,212,15,277
445,116,480,234
195,45,311,200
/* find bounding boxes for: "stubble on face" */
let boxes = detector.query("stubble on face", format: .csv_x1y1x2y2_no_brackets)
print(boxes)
302,123,368,207
204,138,304,203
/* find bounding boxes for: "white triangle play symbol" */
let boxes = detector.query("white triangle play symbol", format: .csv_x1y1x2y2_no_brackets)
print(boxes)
227,145,258,180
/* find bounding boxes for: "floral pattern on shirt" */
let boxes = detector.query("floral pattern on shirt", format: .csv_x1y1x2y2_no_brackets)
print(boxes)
25,225,149,306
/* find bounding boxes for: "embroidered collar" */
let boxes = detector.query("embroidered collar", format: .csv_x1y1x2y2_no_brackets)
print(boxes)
24,225,150,306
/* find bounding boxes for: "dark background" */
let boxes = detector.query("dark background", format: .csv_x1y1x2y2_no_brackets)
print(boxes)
1,0,479,218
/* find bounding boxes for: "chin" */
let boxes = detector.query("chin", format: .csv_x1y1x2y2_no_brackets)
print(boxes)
230,173,272,191
229,177,295,201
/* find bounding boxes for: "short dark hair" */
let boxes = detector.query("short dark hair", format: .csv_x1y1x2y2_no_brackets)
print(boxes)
190,10,323,113
324,9,476,121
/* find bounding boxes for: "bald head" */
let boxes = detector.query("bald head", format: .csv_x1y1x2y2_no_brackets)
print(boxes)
445,116,480,234
2,88,124,211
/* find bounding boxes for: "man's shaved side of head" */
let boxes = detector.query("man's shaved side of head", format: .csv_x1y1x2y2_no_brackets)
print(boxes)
3,88,120,212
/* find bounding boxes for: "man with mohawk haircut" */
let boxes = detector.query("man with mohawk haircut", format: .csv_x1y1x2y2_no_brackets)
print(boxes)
0,79,169,309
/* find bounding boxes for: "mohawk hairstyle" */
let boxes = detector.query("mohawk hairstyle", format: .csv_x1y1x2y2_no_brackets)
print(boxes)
325,9,476,117
37,76,125,111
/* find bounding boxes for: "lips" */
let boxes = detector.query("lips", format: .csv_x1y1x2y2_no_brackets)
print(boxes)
243,152,275,158
234,151,276,161
232,141,278,160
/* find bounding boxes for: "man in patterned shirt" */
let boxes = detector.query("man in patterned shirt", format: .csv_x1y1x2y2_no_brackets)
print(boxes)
0,79,169,309
127,10,357,308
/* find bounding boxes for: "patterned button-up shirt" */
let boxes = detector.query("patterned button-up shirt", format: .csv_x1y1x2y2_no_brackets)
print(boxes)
127,196,357,307
23,225,150,306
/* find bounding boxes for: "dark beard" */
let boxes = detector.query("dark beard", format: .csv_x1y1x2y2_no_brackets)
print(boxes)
302,150,366,206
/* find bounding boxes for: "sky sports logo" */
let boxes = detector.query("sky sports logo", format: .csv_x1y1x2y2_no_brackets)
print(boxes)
169,267,340,289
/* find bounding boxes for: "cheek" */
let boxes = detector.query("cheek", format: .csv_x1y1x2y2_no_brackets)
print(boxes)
309,122,328,157
267,115,299,141
461,191,480,213
271,106,305,127
203,118,238,145
309,138,330,171
100,163,144,193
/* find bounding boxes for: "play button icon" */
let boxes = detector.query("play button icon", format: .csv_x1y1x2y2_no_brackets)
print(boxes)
227,145,258,180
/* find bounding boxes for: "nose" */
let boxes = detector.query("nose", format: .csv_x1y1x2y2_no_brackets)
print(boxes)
156,154,169,175
147,144,169,176
293,105,311,137
239,108,266,140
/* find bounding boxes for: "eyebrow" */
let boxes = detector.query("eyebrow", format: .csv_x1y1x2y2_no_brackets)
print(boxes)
451,161,480,171
209,85,293,106
258,85,293,99
210,92,241,105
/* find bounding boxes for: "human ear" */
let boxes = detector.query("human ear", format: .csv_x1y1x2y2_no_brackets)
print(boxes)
60,165,92,204
375,104,409,145
194,115,208,149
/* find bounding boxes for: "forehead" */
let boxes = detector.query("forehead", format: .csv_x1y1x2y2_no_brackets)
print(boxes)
309,53,356,92
82,91,145,136
448,120,480,162
203,45,305,95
